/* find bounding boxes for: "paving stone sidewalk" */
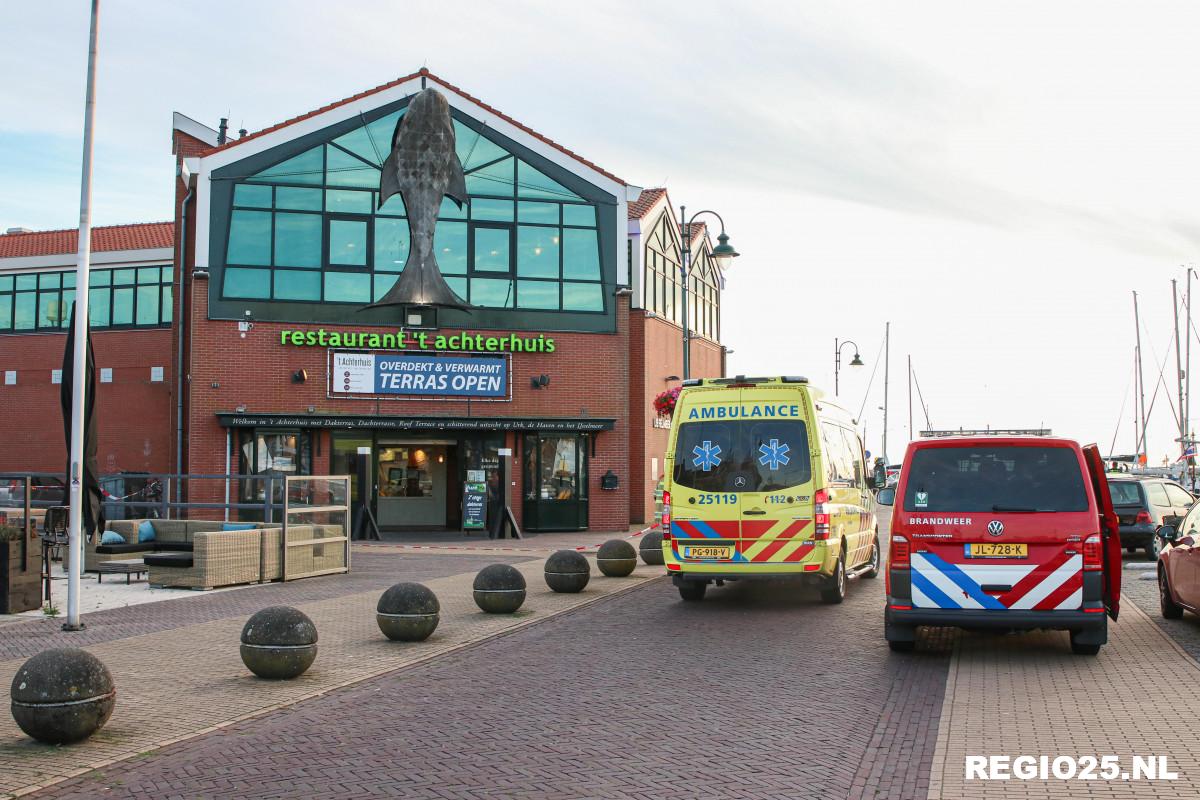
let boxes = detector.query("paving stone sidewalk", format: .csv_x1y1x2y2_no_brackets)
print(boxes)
0,557,660,798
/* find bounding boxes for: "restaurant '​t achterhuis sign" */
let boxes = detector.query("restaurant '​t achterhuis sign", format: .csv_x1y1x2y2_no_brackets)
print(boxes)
279,328,556,353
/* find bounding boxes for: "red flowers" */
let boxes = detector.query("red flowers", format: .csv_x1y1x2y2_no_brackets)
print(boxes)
654,386,681,418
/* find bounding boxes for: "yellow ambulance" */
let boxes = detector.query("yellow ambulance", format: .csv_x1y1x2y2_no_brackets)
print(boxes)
661,376,879,602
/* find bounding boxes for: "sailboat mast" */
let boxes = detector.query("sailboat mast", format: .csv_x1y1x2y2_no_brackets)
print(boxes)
883,321,890,463
908,355,913,443
1175,278,1185,460
1134,291,1147,463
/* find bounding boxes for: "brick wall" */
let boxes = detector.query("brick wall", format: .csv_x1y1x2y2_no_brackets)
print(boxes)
0,328,174,475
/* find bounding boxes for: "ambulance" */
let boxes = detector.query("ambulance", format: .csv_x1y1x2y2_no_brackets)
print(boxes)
661,376,880,602
879,435,1121,655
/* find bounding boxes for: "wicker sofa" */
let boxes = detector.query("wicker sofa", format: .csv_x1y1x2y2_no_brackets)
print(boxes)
84,519,270,572
145,523,346,590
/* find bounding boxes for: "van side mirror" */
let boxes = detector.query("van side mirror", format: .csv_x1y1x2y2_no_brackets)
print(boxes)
876,487,896,506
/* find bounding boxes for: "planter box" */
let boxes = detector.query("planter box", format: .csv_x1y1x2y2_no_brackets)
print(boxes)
2,536,41,614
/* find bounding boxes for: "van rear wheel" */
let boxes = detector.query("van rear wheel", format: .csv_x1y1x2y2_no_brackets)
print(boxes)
820,556,846,604
678,581,707,602
1069,632,1101,656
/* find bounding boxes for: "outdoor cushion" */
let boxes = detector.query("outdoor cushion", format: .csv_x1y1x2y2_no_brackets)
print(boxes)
100,530,125,545
143,552,193,568
154,542,194,552
222,522,258,531
95,542,151,555
138,520,156,543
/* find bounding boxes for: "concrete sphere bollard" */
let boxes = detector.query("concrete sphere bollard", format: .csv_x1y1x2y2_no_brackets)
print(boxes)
639,531,665,565
240,606,318,680
473,564,527,613
376,582,440,641
10,648,115,744
544,550,590,593
597,539,638,577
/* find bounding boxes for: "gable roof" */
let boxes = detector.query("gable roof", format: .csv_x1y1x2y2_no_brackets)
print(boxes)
199,68,624,185
0,222,174,259
628,187,668,220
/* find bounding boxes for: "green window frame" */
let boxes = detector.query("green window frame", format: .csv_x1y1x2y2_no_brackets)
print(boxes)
0,265,173,332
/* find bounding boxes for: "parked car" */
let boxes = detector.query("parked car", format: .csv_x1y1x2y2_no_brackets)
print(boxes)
878,435,1121,655
1107,476,1193,559
1157,508,1200,619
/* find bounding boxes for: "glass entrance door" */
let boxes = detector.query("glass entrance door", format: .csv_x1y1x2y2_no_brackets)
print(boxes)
375,442,452,528
523,433,589,531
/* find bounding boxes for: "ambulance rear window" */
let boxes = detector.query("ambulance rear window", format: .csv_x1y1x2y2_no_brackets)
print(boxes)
902,446,1088,513
673,420,811,492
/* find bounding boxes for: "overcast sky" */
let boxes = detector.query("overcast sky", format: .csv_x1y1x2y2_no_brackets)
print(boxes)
3,1,1198,463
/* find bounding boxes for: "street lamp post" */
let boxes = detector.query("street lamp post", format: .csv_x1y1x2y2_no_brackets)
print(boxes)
678,204,739,379
834,338,863,397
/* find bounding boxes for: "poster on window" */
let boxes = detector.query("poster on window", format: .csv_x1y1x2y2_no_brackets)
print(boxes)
330,352,508,399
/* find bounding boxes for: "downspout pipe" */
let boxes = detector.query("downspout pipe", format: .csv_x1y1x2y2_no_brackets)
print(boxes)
175,184,192,505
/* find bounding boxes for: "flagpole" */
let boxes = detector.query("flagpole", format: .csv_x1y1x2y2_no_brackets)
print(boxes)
65,0,100,632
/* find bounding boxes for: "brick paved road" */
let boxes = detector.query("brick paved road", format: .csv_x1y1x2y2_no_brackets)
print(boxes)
29,533,956,800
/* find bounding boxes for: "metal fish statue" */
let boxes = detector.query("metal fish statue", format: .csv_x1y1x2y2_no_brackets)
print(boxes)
366,88,470,310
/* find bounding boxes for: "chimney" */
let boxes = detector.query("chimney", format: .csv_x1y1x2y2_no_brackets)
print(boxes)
217,117,229,145
5,227,33,235
238,127,247,138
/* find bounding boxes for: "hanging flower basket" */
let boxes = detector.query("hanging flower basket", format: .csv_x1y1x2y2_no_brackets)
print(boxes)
653,387,681,418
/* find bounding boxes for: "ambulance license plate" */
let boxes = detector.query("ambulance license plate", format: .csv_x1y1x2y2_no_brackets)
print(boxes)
966,542,1028,558
682,545,733,560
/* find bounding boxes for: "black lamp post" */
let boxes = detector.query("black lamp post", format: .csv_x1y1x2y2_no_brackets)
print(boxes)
834,338,864,397
678,205,739,379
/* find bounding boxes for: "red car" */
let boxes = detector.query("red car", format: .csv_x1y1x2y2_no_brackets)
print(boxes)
1157,510,1200,618
877,436,1122,655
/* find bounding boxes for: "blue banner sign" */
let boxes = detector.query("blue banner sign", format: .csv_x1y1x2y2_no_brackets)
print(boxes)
332,352,507,398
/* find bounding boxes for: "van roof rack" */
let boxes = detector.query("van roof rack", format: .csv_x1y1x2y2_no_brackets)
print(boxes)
688,375,809,387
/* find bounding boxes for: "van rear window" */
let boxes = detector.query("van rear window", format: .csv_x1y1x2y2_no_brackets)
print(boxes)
902,446,1088,513
673,420,811,492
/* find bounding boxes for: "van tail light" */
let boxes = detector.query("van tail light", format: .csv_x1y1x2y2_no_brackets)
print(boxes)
1135,510,1153,525
813,489,830,540
891,535,910,568
1083,534,1103,571
661,491,672,540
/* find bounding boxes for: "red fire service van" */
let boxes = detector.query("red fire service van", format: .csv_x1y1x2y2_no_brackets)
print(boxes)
878,436,1121,655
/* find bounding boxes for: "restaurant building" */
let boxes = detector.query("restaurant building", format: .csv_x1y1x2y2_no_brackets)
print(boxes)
0,69,728,532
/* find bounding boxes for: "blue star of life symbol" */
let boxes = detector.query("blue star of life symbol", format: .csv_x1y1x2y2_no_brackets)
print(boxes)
758,439,791,470
692,440,723,471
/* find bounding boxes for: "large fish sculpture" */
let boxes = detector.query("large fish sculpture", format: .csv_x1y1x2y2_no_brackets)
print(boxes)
366,88,470,310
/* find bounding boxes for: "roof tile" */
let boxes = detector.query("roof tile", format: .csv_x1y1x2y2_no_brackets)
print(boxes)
0,222,174,259
628,187,667,220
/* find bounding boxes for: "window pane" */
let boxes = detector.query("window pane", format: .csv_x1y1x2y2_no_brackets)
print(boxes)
374,217,410,272
563,282,603,311
562,204,596,227
434,221,467,274
112,287,135,324
563,228,600,280
273,212,322,267
439,197,467,219
234,184,272,208
324,271,371,303
326,190,372,214
223,268,271,299
62,272,75,288
255,146,323,185
112,269,136,285
471,198,514,222
470,278,513,308
518,202,559,224
473,228,510,272
89,288,110,327
378,193,407,216
275,270,322,301
446,277,467,299
38,292,63,328
38,273,59,289
275,186,322,211
0,275,12,292
227,210,271,265
137,267,159,284
326,145,379,188
0,294,10,329
456,121,509,170
466,157,514,196
517,280,558,309
161,285,173,323
13,293,35,329
516,226,559,278
329,219,368,266
516,160,580,200
160,265,174,282
136,284,160,324
58,291,73,327
15,275,36,291
89,270,110,287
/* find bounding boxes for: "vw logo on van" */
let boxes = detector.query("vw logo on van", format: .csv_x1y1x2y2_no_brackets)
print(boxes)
987,520,1005,537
